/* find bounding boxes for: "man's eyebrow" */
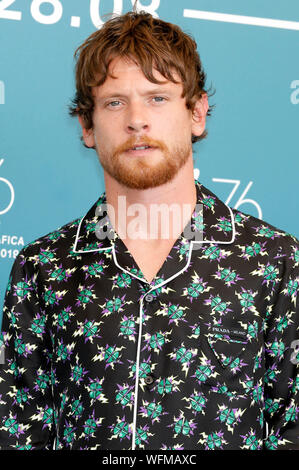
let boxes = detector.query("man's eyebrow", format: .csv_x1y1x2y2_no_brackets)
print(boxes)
97,88,175,101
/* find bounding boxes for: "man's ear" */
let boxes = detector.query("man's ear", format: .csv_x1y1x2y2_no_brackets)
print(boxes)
191,93,209,138
78,115,96,148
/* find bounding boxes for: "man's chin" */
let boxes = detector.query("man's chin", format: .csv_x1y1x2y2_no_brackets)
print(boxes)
113,169,178,190
100,151,188,189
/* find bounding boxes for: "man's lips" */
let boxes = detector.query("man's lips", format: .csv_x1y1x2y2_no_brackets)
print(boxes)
126,144,157,151
124,144,158,155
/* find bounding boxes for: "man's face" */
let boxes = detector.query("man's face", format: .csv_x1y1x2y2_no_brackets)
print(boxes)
80,56,206,190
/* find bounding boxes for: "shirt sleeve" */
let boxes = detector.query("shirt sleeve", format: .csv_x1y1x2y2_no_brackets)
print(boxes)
263,235,299,450
0,249,56,450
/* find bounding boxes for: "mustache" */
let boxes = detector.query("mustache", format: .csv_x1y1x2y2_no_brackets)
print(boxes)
114,136,167,154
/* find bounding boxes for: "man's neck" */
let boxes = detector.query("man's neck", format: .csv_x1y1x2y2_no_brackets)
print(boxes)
103,157,197,245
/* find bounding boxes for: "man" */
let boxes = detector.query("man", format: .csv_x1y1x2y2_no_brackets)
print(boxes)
0,10,298,451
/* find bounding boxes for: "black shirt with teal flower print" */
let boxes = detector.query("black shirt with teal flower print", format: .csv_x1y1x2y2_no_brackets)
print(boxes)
0,180,298,450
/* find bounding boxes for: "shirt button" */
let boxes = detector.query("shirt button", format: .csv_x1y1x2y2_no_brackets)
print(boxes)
144,375,154,385
145,294,154,302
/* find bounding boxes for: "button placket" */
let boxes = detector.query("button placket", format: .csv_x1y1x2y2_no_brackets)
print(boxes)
142,293,156,390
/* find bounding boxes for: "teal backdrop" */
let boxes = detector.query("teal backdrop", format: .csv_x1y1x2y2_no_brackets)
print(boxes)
0,0,299,323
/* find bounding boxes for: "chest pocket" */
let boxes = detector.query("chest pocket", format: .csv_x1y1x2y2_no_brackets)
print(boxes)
198,322,260,394
206,332,248,373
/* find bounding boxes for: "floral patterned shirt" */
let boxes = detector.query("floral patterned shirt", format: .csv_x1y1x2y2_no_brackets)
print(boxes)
0,180,298,450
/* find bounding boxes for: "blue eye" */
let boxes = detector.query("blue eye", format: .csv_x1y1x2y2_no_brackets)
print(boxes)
108,101,121,107
153,96,165,102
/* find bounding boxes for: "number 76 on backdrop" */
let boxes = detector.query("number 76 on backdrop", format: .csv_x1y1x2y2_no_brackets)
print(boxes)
193,168,262,220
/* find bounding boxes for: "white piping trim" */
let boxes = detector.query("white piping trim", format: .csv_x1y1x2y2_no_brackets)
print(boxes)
190,205,236,245
111,244,146,283
72,214,113,253
73,204,236,254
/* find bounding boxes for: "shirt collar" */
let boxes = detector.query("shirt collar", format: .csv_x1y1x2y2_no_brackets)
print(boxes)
73,179,236,286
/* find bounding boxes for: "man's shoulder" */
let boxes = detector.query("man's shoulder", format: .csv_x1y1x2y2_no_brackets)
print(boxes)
197,180,298,250
18,192,106,261
229,205,299,258
19,215,83,260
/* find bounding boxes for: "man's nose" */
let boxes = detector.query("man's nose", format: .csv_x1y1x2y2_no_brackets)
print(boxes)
125,102,149,133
